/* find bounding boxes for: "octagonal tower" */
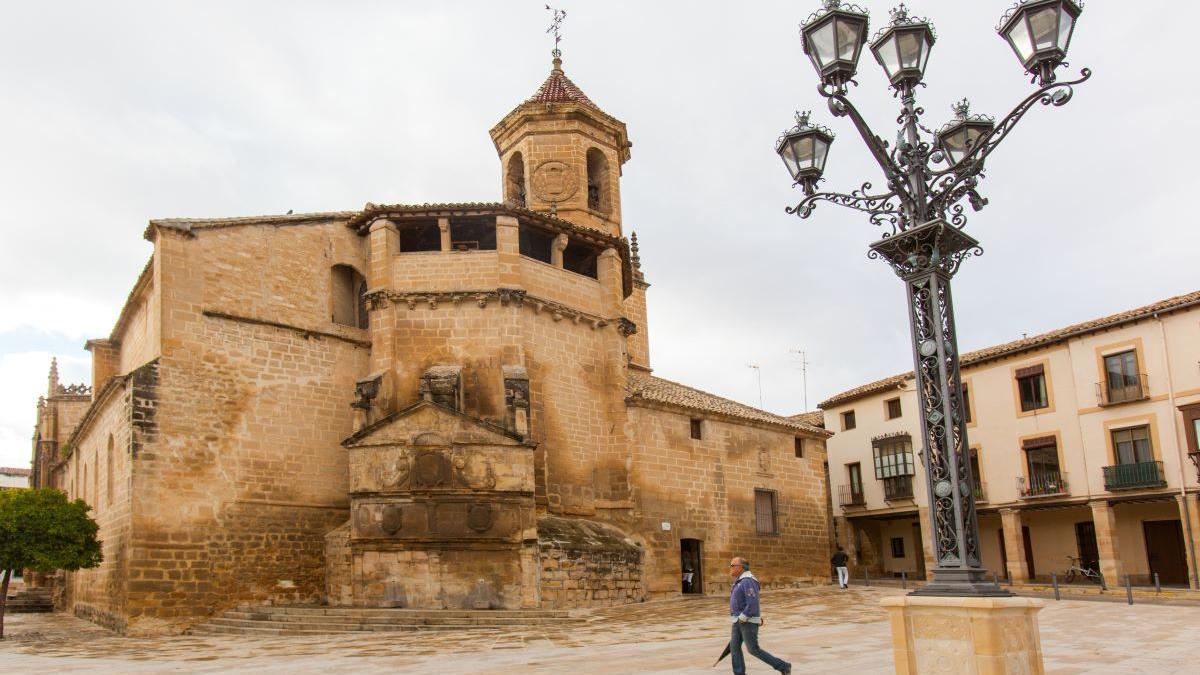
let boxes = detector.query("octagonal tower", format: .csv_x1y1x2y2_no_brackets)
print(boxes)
489,56,631,237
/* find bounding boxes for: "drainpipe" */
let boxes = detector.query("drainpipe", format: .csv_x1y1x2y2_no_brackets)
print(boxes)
1157,312,1199,589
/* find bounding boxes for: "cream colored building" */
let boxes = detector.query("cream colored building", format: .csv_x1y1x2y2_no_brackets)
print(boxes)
821,291,1200,589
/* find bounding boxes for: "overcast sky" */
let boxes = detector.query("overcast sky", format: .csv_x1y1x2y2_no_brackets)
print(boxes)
2,1,1197,469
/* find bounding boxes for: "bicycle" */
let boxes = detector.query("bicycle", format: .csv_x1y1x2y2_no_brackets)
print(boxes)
1061,555,1104,585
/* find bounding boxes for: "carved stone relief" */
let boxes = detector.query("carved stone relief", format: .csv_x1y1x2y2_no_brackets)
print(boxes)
467,504,495,533
531,160,579,202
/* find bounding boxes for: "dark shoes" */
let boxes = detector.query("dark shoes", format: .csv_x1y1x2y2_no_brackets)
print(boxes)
781,665,792,675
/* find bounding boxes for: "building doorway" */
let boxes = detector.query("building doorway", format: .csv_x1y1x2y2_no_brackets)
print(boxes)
1022,526,1036,580
680,539,703,594
911,521,926,580
1074,521,1099,574
1143,520,1188,586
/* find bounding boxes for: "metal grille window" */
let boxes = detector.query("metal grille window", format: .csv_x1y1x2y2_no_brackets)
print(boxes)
754,489,778,535
690,418,703,440
873,436,915,479
1112,425,1152,465
1016,364,1049,411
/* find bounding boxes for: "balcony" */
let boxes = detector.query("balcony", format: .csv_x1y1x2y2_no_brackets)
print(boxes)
1103,461,1166,490
973,481,988,503
1096,374,1148,406
882,475,915,502
1017,471,1069,498
839,485,865,507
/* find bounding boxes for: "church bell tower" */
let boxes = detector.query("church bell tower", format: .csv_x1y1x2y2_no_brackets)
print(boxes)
489,55,631,237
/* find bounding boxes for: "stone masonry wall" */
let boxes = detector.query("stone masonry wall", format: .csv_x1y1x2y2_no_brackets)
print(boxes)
625,406,830,598
115,220,368,634
537,516,644,609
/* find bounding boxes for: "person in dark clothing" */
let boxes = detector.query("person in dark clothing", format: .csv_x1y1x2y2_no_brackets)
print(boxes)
832,546,850,589
727,556,791,675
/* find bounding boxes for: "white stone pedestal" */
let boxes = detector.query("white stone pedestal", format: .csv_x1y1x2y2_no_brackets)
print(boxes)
880,595,1045,675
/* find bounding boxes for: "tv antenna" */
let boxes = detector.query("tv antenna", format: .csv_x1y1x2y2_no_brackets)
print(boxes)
789,348,810,411
747,363,764,410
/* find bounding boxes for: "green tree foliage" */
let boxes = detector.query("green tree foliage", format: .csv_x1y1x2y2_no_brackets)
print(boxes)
0,488,102,638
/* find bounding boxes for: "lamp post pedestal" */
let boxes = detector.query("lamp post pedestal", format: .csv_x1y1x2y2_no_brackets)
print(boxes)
881,595,1046,675
869,220,1008,598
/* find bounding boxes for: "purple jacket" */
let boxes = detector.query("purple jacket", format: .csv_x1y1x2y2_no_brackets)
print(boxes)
729,572,761,620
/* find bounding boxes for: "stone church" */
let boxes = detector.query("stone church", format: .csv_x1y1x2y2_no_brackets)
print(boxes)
30,54,831,635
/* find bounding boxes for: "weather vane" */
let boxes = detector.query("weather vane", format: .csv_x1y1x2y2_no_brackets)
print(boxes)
545,5,566,58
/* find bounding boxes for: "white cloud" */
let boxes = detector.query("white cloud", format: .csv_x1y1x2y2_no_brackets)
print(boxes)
0,351,90,468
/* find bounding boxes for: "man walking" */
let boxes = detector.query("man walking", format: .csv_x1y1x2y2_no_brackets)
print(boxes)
727,556,791,675
832,546,850,589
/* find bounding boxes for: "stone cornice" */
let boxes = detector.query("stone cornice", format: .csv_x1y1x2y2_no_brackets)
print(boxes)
365,288,637,334
202,310,372,349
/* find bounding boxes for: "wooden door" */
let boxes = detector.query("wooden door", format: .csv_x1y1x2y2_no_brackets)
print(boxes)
1022,526,1036,580
998,529,1009,581
1143,520,1188,585
1075,522,1099,573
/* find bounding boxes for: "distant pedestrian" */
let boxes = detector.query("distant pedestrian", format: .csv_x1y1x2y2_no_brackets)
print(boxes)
726,556,791,675
832,546,850,589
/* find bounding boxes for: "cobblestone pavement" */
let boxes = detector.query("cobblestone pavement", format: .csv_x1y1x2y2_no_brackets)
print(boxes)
1,586,1197,673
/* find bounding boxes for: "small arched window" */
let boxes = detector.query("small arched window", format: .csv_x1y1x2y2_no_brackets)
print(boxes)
331,264,369,329
586,148,610,213
507,153,527,207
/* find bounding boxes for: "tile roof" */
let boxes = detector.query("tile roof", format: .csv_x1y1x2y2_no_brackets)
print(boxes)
819,289,1200,409
527,59,599,110
788,411,826,429
626,371,830,436
0,467,31,477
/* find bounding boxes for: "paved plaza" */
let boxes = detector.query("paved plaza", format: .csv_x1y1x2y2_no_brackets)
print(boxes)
2,586,1197,673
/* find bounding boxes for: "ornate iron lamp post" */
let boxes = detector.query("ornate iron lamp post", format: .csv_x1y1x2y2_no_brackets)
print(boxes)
781,0,1090,597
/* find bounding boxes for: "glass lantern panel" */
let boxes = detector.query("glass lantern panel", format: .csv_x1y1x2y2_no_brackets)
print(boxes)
942,128,968,165
809,20,837,67
813,138,829,172
835,17,863,61
779,140,801,178
1029,6,1059,51
919,32,933,73
898,31,924,69
1057,7,1076,50
876,34,901,78
1006,14,1034,62
792,135,816,169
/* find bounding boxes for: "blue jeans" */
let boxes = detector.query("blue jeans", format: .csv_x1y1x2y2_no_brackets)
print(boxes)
730,621,789,674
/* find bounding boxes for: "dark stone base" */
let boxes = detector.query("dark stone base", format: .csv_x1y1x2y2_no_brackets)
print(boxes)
910,567,1013,597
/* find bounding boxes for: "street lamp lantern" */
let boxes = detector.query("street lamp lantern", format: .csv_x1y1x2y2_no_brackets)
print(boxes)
777,111,835,195
870,4,936,90
936,99,995,169
998,0,1083,85
800,1,871,91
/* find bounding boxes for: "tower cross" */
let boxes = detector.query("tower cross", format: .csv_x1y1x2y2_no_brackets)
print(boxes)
545,5,567,57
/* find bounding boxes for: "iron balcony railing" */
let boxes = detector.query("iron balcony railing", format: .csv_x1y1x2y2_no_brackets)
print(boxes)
1103,460,1166,490
1096,374,1148,406
882,475,915,501
973,480,987,503
839,484,866,507
1017,471,1069,498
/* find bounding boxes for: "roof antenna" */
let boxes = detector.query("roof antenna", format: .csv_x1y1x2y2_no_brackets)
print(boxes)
546,5,566,63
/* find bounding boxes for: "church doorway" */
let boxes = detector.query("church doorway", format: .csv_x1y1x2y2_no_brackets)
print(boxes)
680,539,703,594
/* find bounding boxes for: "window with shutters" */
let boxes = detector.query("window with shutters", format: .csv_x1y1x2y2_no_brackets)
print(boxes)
690,418,703,440
754,489,778,535
1016,364,1049,412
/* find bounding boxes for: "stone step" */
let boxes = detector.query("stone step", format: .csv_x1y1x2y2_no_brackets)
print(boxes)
189,621,502,636
238,605,573,619
222,610,576,626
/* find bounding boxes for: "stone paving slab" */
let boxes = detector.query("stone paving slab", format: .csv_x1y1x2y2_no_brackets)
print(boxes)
1,586,1197,673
